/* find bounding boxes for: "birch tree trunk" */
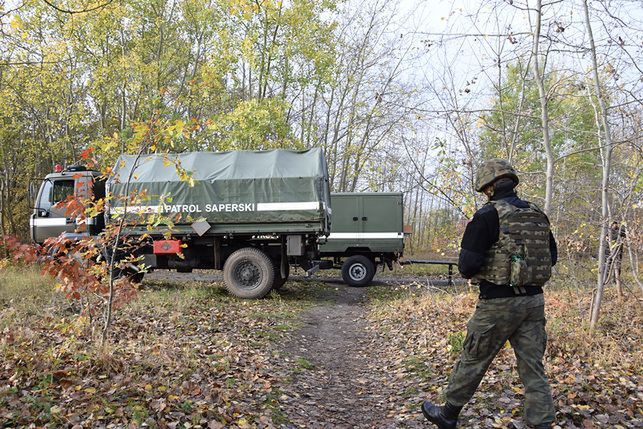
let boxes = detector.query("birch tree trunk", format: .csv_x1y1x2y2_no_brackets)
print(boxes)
530,0,555,215
583,0,614,332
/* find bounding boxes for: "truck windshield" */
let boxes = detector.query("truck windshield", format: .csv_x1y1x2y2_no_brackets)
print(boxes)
52,180,75,204
39,179,75,211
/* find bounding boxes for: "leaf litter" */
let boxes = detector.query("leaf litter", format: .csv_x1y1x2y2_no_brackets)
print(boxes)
1,271,641,428
365,284,642,428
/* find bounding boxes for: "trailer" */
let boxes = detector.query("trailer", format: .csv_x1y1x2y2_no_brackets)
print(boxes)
319,192,405,286
31,149,331,299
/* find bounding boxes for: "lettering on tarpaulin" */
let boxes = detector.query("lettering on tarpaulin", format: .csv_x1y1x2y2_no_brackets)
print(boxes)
205,203,255,212
161,203,256,213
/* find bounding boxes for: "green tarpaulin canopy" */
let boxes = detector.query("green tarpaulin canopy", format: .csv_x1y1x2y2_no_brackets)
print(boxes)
107,148,331,230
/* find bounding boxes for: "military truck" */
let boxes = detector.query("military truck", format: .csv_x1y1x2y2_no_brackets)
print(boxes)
31,149,331,299
319,192,404,286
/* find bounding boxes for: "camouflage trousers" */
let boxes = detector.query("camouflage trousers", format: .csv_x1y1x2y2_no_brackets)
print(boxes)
444,294,555,426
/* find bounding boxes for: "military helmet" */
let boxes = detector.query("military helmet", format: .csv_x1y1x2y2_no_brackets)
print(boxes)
474,158,519,192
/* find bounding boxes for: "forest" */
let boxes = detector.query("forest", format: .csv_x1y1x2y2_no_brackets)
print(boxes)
0,0,641,428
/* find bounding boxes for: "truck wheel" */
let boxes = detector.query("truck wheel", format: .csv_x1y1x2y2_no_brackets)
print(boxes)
272,260,290,290
129,270,145,284
223,248,275,299
341,255,375,287
111,266,145,284
100,245,145,284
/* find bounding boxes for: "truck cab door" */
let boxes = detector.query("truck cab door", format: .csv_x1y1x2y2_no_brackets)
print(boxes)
31,178,77,244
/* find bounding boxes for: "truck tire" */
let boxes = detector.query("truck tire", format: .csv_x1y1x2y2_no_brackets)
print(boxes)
105,247,144,284
224,248,275,299
272,260,290,290
111,266,145,284
129,271,145,284
341,255,375,287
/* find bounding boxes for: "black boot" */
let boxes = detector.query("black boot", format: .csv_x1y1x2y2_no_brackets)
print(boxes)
421,401,461,429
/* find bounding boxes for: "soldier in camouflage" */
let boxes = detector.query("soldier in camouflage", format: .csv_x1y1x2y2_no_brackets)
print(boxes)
422,159,557,429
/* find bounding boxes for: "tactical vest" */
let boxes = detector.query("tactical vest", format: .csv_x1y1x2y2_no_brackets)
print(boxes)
474,200,552,288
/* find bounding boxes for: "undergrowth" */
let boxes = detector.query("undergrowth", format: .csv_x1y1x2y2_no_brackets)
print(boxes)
0,265,317,427
367,266,642,427
0,265,67,330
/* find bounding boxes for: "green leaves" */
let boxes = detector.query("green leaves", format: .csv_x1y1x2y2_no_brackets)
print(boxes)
207,98,301,150
0,0,338,240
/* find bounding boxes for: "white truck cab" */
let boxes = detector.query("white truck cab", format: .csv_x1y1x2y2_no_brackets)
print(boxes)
31,165,105,244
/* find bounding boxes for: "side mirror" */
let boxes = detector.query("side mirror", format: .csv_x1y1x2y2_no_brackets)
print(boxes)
38,209,49,217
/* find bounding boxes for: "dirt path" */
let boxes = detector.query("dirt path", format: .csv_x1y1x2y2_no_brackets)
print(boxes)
277,283,423,429
144,271,443,427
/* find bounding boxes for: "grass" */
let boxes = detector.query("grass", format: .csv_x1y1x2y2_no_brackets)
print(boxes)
0,265,65,329
402,355,433,381
371,279,642,369
446,330,466,355
263,390,290,425
383,261,457,277
368,280,469,307
295,357,315,370
2,260,640,427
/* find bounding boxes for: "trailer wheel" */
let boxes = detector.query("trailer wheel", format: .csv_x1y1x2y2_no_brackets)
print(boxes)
224,248,275,299
341,255,375,287
272,260,290,290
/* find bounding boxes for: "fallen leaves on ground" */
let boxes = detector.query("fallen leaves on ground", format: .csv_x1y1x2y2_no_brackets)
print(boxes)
0,276,315,428
366,284,642,428
2,266,641,428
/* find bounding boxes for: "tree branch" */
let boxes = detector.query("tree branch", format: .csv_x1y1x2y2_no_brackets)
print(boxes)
41,0,114,15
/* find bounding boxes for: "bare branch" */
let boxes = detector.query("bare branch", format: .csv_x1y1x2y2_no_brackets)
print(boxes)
40,0,114,15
